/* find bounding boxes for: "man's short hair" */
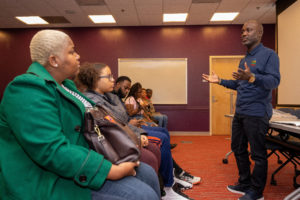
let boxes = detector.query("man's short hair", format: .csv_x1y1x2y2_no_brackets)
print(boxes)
116,76,131,84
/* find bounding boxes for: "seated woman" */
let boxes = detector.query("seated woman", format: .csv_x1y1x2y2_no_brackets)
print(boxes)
74,62,161,174
141,88,175,148
125,84,157,126
0,30,160,200
125,83,173,143
76,62,193,200
125,82,201,186
142,88,168,129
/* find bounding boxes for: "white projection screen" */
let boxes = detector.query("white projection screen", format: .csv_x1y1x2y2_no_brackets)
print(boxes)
118,58,187,104
277,0,300,105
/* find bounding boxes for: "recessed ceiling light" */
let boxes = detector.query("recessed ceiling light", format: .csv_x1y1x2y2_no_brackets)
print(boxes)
210,12,239,21
88,15,116,23
16,16,49,25
163,13,188,22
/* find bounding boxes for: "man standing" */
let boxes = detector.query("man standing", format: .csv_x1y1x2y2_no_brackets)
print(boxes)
202,20,280,200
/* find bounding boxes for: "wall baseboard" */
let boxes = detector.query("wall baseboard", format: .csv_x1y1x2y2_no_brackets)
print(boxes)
169,131,210,136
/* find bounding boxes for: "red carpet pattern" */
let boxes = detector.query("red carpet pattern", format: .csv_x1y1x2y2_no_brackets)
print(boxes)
171,136,297,200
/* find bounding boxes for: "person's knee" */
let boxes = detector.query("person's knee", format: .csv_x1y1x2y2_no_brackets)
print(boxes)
146,143,161,163
137,163,160,198
138,162,157,177
150,130,169,144
159,134,169,142
140,148,159,173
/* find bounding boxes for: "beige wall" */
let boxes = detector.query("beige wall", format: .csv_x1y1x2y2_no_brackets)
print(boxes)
278,0,300,105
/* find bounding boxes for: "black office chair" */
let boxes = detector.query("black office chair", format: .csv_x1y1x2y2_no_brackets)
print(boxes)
293,109,300,119
266,129,300,188
278,107,296,115
266,137,283,164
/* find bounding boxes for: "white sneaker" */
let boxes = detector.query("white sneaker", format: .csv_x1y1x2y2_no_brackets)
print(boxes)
162,187,190,200
177,171,201,185
174,176,193,190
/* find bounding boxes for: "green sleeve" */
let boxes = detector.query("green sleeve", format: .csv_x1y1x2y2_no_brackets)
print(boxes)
2,75,112,189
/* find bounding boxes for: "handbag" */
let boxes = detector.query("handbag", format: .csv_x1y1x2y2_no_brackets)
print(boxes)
84,106,140,164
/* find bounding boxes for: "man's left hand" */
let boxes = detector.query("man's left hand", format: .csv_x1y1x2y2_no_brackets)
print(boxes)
232,62,252,80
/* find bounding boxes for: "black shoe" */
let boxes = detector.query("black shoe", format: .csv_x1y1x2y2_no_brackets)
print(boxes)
227,183,250,195
172,183,194,200
161,188,166,197
170,143,177,149
238,189,264,200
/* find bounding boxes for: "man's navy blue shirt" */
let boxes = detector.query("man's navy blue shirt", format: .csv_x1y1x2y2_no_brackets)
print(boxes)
220,43,280,118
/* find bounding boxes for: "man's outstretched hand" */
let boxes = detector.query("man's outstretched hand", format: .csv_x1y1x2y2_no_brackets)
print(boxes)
202,72,220,83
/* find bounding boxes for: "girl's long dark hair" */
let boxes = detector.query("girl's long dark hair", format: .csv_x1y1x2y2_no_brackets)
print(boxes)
126,82,142,101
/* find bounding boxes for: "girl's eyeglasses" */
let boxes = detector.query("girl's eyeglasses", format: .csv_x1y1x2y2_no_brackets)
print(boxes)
99,74,114,81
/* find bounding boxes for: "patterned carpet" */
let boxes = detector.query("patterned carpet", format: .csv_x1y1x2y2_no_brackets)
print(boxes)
170,136,297,200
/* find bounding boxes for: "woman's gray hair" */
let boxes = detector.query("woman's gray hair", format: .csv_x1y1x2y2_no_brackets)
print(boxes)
29,30,70,65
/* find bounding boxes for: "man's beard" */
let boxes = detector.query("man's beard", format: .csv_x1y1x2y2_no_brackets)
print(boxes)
117,88,126,98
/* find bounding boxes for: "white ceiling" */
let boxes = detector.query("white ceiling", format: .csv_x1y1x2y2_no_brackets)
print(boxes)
0,0,276,29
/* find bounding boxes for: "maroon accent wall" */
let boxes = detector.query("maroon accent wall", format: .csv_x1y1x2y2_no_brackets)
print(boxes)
0,25,275,131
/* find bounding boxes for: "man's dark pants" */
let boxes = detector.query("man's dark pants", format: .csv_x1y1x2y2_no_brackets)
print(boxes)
231,113,269,194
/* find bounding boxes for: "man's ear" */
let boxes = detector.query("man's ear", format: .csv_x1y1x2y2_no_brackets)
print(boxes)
258,31,263,38
258,27,263,39
48,55,58,68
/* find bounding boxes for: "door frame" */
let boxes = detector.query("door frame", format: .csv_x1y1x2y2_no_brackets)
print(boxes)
209,55,244,135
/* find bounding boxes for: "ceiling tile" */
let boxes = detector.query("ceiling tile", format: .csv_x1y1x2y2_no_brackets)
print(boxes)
0,6,12,17
75,0,106,6
258,5,276,24
0,0,276,28
189,2,219,14
105,0,134,6
135,0,162,6
163,0,192,13
108,2,139,25
4,4,32,16
217,0,250,12
80,5,110,14
250,0,276,3
17,0,60,16
136,5,163,15
139,14,162,25
233,0,274,24
187,3,218,24
107,1,136,16
0,0,19,8
114,14,140,26
46,0,83,15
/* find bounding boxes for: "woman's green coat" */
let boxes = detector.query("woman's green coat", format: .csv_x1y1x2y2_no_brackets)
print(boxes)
0,62,112,199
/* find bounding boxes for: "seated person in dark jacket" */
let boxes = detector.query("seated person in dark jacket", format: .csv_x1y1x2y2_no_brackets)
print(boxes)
76,63,199,200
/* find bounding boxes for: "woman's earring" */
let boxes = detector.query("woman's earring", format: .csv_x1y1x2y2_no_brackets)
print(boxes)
54,64,58,67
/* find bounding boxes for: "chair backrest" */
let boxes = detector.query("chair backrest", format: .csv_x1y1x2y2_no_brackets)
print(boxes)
293,109,300,119
278,108,296,115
